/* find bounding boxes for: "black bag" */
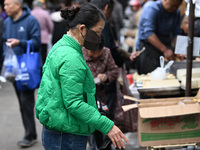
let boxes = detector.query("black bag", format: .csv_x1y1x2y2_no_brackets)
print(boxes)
93,96,111,149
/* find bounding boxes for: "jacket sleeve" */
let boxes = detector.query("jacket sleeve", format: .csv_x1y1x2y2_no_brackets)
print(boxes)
142,6,158,39
59,54,114,134
19,16,41,52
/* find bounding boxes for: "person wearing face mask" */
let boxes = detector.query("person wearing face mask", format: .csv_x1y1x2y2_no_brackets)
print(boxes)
35,3,129,150
136,0,183,75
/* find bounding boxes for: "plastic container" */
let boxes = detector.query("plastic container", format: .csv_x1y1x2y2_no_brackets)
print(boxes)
126,74,134,85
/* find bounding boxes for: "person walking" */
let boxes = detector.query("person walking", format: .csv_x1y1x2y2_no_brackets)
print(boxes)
31,0,54,65
35,3,128,150
3,0,41,147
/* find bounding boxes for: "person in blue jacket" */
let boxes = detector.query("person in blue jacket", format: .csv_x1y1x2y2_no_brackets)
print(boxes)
3,0,41,147
135,0,182,75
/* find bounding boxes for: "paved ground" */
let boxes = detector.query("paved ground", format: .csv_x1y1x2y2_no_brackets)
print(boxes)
0,82,43,150
0,82,146,150
2,81,197,150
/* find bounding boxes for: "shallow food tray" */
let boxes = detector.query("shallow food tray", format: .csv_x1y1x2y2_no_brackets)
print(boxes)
180,86,198,90
137,86,180,93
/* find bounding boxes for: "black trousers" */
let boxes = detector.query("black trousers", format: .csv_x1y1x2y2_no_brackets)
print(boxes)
104,80,117,120
13,82,37,140
41,44,47,66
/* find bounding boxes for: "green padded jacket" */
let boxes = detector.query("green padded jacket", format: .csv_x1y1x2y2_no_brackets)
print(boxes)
35,35,114,135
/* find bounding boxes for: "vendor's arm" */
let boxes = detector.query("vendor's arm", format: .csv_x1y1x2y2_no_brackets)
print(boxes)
148,34,174,60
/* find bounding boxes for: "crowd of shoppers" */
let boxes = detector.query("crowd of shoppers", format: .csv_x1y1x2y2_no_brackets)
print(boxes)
0,0,193,149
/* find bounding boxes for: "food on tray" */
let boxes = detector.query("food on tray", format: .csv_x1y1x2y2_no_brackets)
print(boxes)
133,72,151,82
195,57,200,61
133,72,176,82
177,68,200,80
194,86,200,101
177,68,200,89
181,77,200,89
142,79,180,88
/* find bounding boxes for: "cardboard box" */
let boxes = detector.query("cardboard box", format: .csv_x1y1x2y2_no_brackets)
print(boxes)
123,96,200,147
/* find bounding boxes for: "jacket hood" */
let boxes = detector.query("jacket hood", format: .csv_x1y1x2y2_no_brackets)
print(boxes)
14,6,31,23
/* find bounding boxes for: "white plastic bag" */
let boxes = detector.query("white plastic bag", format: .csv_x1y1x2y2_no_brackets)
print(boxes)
1,46,20,82
151,56,166,80
150,56,174,80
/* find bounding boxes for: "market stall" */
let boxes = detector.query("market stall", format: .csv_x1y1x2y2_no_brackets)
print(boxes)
123,90,200,150
130,61,200,98
122,1,200,149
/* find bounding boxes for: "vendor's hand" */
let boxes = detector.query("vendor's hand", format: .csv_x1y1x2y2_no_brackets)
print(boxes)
130,51,140,61
107,125,129,149
6,39,20,48
163,49,174,60
176,54,185,61
97,74,107,83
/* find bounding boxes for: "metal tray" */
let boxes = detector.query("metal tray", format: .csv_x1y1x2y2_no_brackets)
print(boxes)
137,86,180,93
134,81,143,87
180,86,198,90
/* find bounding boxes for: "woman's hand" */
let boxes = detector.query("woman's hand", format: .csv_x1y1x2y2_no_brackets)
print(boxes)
107,125,129,149
97,74,107,83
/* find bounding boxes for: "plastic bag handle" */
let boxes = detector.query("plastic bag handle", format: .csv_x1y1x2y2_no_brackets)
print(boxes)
26,40,35,54
160,56,165,68
164,60,174,70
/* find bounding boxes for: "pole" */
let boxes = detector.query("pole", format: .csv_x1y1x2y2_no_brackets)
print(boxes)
185,0,195,96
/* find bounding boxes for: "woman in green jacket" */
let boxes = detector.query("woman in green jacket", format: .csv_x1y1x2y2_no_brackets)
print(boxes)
35,3,128,150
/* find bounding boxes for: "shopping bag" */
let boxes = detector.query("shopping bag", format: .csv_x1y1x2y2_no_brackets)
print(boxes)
16,40,41,91
1,46,20,82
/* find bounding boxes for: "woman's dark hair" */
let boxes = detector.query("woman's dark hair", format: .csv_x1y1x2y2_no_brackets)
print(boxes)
90,0,110,10
72,0,88,5
60,3,105,30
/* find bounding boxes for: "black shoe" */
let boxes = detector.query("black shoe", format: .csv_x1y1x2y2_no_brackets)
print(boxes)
17,139,37,147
